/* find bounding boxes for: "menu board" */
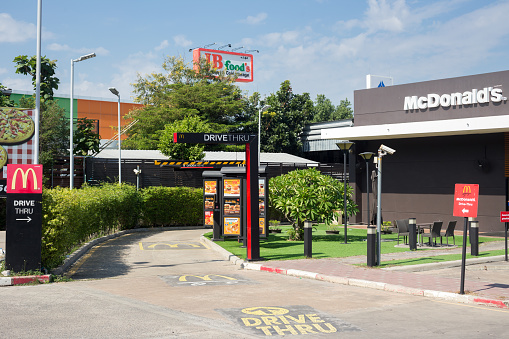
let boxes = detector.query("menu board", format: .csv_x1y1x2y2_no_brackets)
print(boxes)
204,211,214,226
224,217,241,235
224,198,241,216
204,180,217,194
224,179,241,196
204,196,215,210
259,198,265,216
259,218,265,236
259,179,265,197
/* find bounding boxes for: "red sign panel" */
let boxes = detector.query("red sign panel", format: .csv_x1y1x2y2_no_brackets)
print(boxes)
453,183,479,218
501,211,509,223
6,164,43,194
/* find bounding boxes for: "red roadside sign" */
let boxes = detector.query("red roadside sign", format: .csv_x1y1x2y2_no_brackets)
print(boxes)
500,211,509,222
453,183,479,218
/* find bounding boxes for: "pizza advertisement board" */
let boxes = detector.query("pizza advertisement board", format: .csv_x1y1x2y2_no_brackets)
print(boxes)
0,108,35,179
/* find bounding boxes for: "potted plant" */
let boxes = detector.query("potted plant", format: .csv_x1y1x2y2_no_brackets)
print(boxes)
269,220,282,233
381,221,393,234
326,224,340,234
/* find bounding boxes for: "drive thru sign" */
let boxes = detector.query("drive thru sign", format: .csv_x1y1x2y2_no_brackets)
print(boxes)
453,183,479,218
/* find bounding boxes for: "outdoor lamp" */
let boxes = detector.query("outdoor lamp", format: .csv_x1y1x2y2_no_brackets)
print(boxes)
336,140,354,244
70,52,96,189
108,87,121,184
359,152,375,228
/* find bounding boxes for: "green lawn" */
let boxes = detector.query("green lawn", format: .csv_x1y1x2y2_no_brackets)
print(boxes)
204,224,501,263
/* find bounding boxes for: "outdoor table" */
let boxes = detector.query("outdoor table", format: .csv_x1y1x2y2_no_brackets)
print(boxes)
417,223,433,246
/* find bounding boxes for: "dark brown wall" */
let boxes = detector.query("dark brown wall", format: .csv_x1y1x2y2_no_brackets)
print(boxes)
354,133,505,233
354,70,509,126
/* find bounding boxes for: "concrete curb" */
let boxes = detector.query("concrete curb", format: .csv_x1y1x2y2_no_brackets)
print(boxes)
201,236,509,309
0,275,51,286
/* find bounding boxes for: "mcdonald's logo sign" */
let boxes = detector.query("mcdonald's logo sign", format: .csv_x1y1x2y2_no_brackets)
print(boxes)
6,164,43,194
462,185,472,194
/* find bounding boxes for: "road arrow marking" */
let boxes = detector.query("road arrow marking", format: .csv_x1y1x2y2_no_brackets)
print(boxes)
16,216,32,222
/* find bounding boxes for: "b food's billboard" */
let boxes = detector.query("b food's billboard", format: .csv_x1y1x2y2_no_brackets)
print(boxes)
193,48,253,82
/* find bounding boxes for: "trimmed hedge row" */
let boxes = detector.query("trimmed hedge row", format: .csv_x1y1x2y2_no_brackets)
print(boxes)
42,184,202,269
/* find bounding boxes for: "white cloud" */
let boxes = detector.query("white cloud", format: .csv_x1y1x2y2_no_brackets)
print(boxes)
47,43,110,56
155,40,169,51
0,13,36,43
173,35,192,47
240,12,268,25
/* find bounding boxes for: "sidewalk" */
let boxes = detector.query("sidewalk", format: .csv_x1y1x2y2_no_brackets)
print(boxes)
203,236,509,309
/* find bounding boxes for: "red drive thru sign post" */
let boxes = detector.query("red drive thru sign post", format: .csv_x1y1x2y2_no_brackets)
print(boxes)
501,212,509,261
5,164,43,272
453,183,479,294
453,183,479,218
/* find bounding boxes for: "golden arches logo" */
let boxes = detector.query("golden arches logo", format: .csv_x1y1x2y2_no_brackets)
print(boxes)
11,168,38,191
179,274,237,282
462,185,472,194
241,307,290,316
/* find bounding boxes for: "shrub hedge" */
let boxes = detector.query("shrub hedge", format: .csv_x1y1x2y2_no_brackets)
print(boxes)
41,184,202,269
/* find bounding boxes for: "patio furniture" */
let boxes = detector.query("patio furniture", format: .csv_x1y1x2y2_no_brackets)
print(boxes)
440,220,457,245
395,219,409,245
422,221,443,246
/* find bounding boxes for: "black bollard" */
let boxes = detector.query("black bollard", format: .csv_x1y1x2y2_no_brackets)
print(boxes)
470,220,479,256
367,227,376,267
304,221,312,258
408,217,417,251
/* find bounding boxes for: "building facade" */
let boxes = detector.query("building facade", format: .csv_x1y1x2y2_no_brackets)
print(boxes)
319,70,509,233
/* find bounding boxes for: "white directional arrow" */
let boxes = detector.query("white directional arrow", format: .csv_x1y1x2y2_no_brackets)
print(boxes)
16,216,32,222
462,208,469,214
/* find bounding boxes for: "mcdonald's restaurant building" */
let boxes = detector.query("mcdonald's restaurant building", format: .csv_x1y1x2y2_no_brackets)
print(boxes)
319,70,509,233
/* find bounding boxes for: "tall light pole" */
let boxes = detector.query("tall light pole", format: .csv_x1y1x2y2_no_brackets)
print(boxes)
258,105,270,167
109,87,121,184
70,52,96,189
34,0,42,164
359,152,375,228
375,144,396,265
336,140,354,244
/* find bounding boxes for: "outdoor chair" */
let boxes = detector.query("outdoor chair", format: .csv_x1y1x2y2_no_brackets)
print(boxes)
440,220,457,245
395,219,410,245
422,221,443,246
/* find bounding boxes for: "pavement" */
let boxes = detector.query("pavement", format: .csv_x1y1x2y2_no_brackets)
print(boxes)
2,228,509,310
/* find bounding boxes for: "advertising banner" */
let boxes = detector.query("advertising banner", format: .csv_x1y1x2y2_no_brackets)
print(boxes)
453,183,479,218
193,48,253,82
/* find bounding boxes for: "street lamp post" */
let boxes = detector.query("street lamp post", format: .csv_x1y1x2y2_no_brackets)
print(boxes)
375,144,396,265
70,53,96,189
258,105,270,168
108,87,121,184
359,152,375,228
336,140,354,244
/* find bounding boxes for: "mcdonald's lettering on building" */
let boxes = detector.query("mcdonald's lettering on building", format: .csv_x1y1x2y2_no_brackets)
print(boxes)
7,164,43,194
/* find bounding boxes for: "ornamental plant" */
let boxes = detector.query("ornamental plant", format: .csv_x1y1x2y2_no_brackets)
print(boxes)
269,168,358,240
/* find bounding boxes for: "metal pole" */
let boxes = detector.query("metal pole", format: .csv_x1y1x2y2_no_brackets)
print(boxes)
376,154,382,265
34,0,42,164
460,217,468,294
366,159,370,227
70,59,74,189
118,95,121,184
343,150,348,244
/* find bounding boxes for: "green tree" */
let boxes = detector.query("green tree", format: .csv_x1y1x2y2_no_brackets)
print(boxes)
331,98,353,120
261,80,313,155
13,55,60,102
74,118,100,156
18,96,69,169
125,56,244,150
158,115,211,160
269,168,358,240
0,84,14,107
311,94,336,122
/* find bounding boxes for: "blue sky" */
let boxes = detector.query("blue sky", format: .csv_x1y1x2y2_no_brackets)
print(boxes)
1,0,509,105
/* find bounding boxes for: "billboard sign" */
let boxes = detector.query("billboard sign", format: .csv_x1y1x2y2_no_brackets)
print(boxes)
453,183,479,218
193,48,253,82
6,164,43,194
